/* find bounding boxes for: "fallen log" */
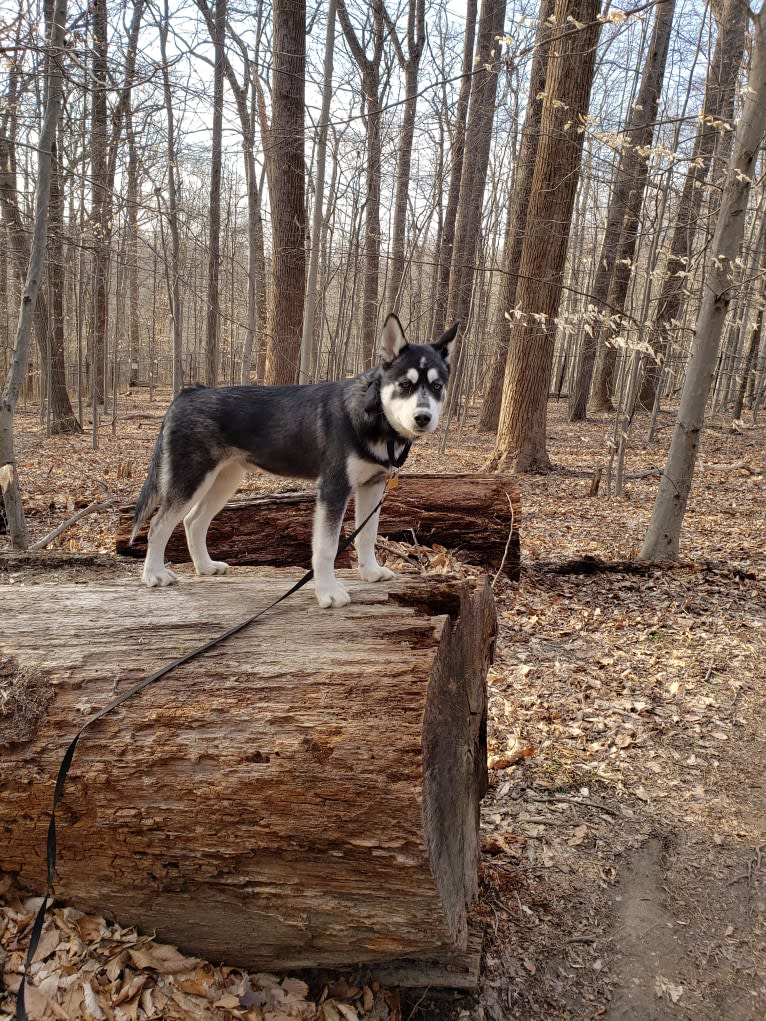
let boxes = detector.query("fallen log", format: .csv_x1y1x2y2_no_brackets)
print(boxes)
115,473,521,579
0,565,495,973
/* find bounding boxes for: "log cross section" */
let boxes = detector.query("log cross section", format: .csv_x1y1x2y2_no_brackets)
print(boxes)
0,569,495,970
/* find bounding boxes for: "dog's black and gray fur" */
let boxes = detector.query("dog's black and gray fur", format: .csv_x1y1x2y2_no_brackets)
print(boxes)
131,314,458,607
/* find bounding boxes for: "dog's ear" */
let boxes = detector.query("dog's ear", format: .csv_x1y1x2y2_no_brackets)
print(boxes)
432,321,459,369
379,313,408,364
363,377,380,414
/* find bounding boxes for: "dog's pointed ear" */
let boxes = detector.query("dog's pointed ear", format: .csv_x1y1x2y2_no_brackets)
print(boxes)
379,313,408,364
363,377,380,414
432,321,459,369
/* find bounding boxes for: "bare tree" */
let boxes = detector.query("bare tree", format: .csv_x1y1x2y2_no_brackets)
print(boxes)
478,0,555,432
0,48,77,434
640,1,766,561
0,0,67,547
158,0,183,394
432,0,477,333
337,0,386,364
639,0,746,409
569,0,675,419
205,0,226,387
264,0,306,384
488,0,602,472
446,0,507,329
383,0,426,315
301,0,336,382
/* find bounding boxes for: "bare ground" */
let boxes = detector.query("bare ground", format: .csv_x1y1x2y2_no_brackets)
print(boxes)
2,393,765,1020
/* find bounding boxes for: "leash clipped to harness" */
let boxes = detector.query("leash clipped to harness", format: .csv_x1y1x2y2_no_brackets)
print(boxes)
15,448,411,1021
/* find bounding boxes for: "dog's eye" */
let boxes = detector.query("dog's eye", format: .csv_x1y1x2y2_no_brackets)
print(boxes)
431,381,443,394
399,380,414,394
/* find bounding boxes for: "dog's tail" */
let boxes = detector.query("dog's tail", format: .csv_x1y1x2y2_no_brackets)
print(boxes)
129,422,165,545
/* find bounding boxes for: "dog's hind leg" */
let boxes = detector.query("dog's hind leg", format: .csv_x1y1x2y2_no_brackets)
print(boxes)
354,478,395,584
183,462,243,577
312,484,351,608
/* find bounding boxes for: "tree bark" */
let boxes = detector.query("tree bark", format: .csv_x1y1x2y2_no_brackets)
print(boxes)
205,0,225,387
47,133,81,434
116,473,521,579
0,571,494,971
431,0,477,335
89,0,108,405
489,0,602,472
639,0,746,408
337,0,386,366
264,0,306,384
384,0,426,316
639,0,766,561
571,0,675,418
0,0,67,548
446,0,507,329
478,0,555,432
159,0,184,394
301,0,336,382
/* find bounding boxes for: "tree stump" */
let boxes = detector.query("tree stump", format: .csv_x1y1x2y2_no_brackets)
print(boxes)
0,566,495,971
115,473,521,579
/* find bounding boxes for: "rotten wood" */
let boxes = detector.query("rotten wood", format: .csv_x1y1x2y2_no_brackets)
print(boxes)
115,473,521,579
0,567,495,973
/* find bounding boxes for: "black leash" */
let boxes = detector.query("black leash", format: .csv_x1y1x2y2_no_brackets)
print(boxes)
16,455,409,1020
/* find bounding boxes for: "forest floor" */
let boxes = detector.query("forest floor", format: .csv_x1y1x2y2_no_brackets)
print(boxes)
1,391,765,1021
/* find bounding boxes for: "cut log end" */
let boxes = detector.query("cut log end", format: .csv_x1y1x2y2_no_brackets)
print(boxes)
0,565,496,973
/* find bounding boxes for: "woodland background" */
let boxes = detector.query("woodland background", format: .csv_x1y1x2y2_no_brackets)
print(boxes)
2,1,766,1018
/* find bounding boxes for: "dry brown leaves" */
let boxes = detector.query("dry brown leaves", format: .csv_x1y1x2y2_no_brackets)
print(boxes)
3,395,766,1021
0,895,399,1021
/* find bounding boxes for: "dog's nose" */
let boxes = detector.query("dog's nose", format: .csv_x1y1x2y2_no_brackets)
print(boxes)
414,411,432,428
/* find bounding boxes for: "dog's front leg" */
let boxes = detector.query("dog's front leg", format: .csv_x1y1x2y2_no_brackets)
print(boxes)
355,477,395,584
312,483,351,608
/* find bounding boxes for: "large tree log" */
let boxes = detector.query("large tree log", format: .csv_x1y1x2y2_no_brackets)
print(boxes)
0,566,495,972
115,473,521,579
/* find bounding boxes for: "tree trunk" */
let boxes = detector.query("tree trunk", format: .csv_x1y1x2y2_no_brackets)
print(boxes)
446,0,506,329
301,0,336,382
478,0,555,433
639,0,746,408
264,0,306,384
0,0,67,549
337,0,385,366
116,473,521,579
205,0,225,387
384,0,426,316
431,0,477,335
89,0,108,406
639,0,766,561
0,570,494,971
47,132,81,433
571,0,675,418
159,0,183,394
488,0,602,472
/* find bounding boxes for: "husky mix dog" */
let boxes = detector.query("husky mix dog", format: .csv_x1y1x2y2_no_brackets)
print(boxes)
131,314,458,608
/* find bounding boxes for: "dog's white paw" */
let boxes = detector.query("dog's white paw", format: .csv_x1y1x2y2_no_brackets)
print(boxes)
315,581,352,609
143,566,178,587
195,559,230,577
358,563,395,583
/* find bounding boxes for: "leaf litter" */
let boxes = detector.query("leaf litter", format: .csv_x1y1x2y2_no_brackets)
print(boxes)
2,397,766,1019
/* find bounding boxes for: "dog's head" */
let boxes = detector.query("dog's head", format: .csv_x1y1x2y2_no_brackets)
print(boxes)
375,314,459,439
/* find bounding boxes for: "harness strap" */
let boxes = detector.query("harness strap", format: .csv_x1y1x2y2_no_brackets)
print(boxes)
387,438,412,469
16,464,409,1021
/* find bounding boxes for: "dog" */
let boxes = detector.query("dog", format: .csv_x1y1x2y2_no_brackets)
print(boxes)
130,314,458,607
